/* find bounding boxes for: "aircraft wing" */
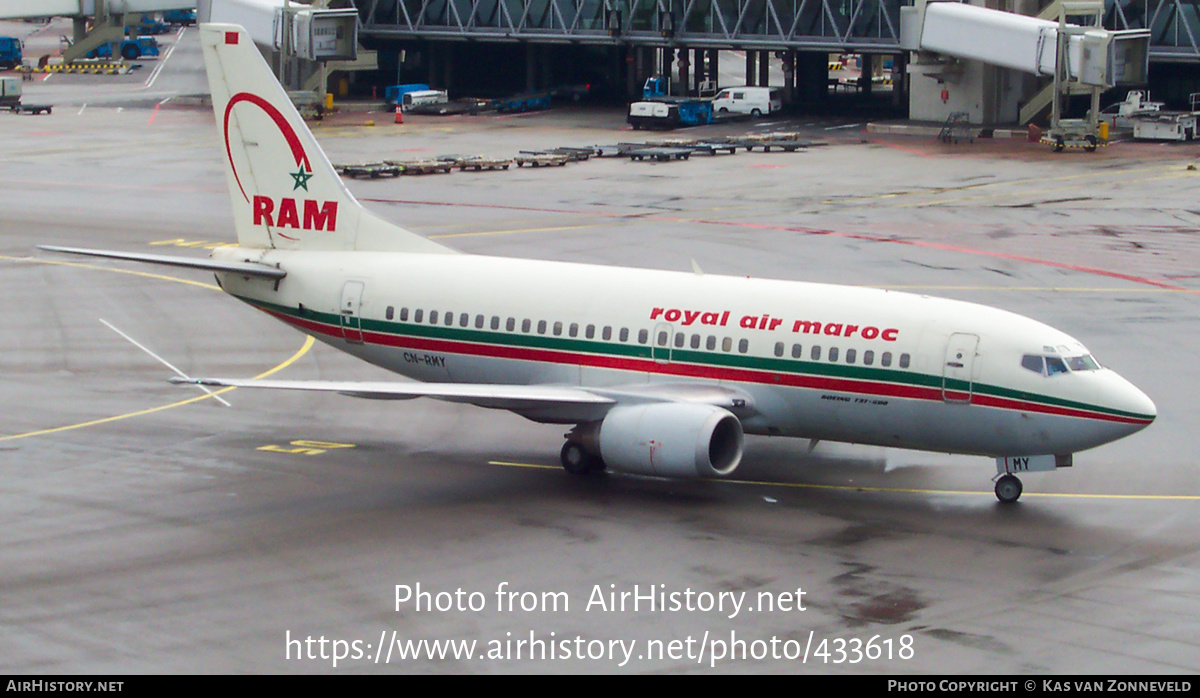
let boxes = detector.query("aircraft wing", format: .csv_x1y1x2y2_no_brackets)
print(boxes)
171,377,616,411
173,377,757,424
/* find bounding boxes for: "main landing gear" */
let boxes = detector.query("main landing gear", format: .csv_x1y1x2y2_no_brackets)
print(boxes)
560,441,605,476
994,474,1023,504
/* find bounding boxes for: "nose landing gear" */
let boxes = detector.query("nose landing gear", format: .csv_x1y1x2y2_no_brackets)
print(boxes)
994,473,1023,504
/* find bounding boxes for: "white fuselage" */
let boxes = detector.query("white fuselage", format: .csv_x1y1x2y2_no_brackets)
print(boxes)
213,247,1156,459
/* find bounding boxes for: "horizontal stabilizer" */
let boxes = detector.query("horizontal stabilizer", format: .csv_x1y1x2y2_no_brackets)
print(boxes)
170,377,615,410
39,246,287,279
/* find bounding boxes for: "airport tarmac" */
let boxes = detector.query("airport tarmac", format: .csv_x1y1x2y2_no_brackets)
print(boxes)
1,25,1199,674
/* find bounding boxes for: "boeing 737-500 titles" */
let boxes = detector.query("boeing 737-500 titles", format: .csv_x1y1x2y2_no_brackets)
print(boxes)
43,23,1157,503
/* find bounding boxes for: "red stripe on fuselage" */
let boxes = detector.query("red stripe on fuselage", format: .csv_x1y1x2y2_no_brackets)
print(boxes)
259,306,1152,427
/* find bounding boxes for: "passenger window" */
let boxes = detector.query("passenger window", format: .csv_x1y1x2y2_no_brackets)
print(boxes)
460,313,469,327
706,336,716,350
674,333,685,348
774,342,785,357
1021,355,1045,374
829,347,839,362
522,319,531,333
899,353,910,369
691,334,700,349
386,306,394,320
445,312,454,326
881,351,892,367
553,321,563,336
475,314,484,329
569,323,578,337
657,331,668,346
414,309,424,323
846,349,856,364
490,316,499,330
620,328,629,342
1046,356,1069,375
811,345,821,361
429,310,438,324
791,344,802,359
863,350,874,366
738,339,748,354
586,325,595,339
506,317,514,331
537,320,547,334
638,329,648,344
601,326,611,340
400,308,409,322
722,337,732,352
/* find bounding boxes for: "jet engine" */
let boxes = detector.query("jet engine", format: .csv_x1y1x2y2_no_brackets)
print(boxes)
597,403,744,478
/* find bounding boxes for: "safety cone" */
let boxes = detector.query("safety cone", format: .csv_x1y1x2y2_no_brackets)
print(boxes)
394,105,403,124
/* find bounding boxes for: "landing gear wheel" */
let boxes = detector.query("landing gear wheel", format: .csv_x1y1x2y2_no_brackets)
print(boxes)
995,474,1023,504
561,441,595,475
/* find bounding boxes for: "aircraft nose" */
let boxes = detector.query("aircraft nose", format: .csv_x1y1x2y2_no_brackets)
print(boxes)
1109,372,1156,430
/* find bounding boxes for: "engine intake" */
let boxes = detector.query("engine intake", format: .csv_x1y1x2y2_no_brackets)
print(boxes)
597,403,744,478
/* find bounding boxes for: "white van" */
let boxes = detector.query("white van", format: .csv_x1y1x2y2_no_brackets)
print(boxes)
401,89,449,111
712,86,782,117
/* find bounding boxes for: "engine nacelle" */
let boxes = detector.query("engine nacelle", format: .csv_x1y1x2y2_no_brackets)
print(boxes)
597,403,744,478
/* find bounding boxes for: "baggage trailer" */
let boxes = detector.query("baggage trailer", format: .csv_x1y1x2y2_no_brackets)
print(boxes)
0,76,49,113
493,92,551,113
6,103,53,115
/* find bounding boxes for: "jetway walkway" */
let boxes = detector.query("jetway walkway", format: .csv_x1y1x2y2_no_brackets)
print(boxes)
902,0,1149,134
0,1,196,63
901,0,1149,86
0,0,194,19
357,0,1200,63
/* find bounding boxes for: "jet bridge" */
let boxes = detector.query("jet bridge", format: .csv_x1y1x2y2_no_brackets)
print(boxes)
0,1,198,63
900,0,1150,133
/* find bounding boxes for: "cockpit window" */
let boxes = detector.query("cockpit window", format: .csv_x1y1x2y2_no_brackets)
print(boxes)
1022,353,1101,376
1066,354,1101,371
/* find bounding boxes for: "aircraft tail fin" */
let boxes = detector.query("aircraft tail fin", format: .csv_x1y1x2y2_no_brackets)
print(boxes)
199,24,454,255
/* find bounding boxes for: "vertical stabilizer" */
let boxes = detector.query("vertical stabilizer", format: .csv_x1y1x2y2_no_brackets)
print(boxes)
199,23,454,254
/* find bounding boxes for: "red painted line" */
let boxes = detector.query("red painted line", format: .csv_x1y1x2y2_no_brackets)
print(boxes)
356,197,1188,291
864,139,937,158
360,196,620,218
697,220,1189,291
147,103,160,126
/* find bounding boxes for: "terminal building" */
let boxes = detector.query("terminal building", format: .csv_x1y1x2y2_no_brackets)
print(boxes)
4,0,1200,123
350,0,1200,123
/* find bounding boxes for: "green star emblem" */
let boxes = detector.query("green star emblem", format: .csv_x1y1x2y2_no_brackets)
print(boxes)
290,166,313,191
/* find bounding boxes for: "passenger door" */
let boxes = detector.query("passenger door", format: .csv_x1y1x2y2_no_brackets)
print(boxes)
942,333,979,403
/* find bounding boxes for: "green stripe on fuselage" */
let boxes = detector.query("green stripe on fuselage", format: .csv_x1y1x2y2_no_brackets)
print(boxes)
235,294,1151,422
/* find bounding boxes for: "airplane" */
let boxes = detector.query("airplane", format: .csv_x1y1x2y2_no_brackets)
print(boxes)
41,23,1157,504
